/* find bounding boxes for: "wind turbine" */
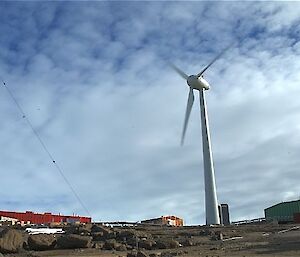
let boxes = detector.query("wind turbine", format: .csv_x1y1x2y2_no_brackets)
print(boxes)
170,46,231,225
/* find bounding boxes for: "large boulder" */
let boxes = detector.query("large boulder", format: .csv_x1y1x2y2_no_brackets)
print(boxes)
118,229,136,240
64,225,91,236
76,226,91,236
28,234,56,251
116,244,127,251
102,239,118,250
57,234,92,249
169,240,180,249
91,225,110,234
180,238,194,247
155,240,168,249
102,239,126,251
91,225,116,240
155,239,180,249
119,230,150,247
118,230,138,247
138,239,156,250
0,229,24,253
92,232,104,241
64,226,78,235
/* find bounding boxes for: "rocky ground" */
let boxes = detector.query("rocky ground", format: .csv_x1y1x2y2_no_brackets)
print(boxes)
0,222,300,257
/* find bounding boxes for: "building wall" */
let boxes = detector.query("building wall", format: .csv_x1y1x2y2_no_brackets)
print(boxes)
0,211,91,224
162,216,184,226
0,216,19,226
220,204,230,225
265,200,300,222
0,216,19,222
141,217,168,226
293,213,300,223
141,216,184,227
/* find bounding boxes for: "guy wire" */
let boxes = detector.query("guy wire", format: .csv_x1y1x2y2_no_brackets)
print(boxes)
1,78,91,217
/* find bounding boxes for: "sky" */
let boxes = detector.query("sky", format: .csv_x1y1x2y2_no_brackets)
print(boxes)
0,1,300,225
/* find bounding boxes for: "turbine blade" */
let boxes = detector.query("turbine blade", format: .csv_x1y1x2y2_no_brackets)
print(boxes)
181,88,194,146
196,43,233,78
168,62,189,80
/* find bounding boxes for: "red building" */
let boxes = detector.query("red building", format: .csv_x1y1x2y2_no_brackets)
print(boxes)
0,210,91,224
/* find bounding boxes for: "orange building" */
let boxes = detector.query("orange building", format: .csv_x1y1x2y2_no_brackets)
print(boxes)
141,215,183,226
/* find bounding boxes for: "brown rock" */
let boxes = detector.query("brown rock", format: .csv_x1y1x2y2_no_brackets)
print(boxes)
57,234,92,249
126,244,134,250
64,225,79,234
83,223,93,231
91,225,111,234
126,237,139,247
77,226,91,236
118,230,136,240
169,240,180,249
0,229,24,253
28,234,56,251
106,231,117,239
138,239,156,250
127,250,138,257
91,225,116,239
92,232,104,241
92,241,104,249
65,224,91,235
156,239,180,249
181,239,193,246
155,240,167,249
116,244,127,251
103,239,118,250
210,231,223,241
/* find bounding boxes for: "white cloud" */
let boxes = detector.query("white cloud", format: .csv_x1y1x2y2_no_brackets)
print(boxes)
0,2,299,225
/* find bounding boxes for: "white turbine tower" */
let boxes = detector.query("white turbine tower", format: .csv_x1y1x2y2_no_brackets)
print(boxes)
170,46,231,225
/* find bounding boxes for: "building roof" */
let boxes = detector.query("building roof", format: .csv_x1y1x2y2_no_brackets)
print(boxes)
264,199,300,211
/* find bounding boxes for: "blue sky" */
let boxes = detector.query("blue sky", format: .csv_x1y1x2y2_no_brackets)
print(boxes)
0,2,300,225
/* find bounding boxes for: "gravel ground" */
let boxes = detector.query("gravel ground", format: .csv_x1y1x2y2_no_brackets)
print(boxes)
2,223,300,257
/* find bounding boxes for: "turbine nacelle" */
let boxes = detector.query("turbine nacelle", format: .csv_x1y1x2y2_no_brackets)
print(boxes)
169,44,232,146
187,75,210,91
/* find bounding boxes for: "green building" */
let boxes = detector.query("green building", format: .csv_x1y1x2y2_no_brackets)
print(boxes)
264,200,300,223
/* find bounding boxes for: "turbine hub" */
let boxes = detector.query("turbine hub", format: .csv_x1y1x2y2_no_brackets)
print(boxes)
187,75,210,90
